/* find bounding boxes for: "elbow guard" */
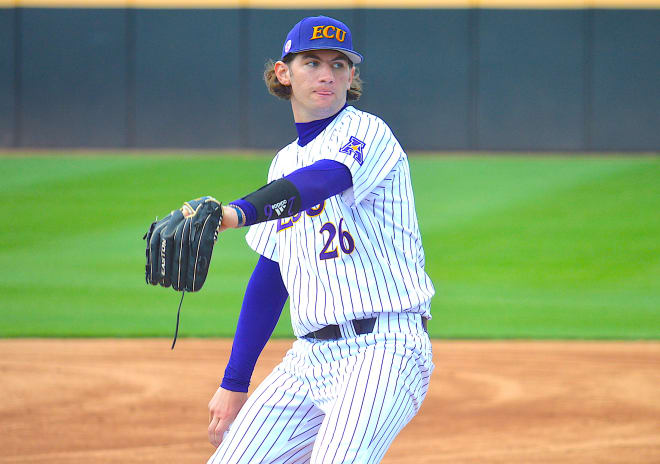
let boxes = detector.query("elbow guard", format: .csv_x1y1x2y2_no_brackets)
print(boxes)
242,178,302,223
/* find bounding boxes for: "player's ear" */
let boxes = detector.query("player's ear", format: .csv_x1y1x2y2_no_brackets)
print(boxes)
348,66,355,88
274,61,291,86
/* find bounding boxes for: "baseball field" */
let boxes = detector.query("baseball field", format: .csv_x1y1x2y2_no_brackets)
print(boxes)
1,153,659,462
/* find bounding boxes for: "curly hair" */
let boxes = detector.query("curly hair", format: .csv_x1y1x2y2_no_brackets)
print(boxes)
263,55,362,101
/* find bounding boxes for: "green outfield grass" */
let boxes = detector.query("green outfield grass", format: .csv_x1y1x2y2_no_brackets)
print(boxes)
1,153,658,339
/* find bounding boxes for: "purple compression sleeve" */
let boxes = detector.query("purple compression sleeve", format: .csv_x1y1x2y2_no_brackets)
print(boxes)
287,159,353,210
230,159,352,227
221,255,288,393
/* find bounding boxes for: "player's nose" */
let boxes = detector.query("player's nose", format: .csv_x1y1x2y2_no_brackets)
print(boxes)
318,63,334,83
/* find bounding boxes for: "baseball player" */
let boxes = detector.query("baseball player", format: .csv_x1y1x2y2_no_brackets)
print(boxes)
206,16,435,463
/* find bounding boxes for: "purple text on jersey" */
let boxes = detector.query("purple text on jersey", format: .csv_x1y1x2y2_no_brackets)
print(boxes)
276,202,325,232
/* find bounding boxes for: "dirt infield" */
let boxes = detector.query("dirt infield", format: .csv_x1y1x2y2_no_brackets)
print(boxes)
1,340,659,463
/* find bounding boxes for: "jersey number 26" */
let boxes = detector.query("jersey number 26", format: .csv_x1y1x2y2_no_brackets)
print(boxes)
319,218,355,260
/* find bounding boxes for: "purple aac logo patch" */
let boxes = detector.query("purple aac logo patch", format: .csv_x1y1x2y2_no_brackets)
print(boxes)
339,136,366,165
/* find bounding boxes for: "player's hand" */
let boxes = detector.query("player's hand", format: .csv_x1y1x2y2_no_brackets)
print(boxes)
218,205,240,232
208,386,248,448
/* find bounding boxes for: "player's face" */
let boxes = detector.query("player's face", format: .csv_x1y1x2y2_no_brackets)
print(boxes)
276,50,354,122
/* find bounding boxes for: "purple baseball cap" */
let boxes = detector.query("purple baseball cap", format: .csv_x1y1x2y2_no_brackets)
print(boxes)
281,16,363,64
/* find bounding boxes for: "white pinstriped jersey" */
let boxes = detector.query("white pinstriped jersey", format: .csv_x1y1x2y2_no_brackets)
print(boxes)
246,106,435,337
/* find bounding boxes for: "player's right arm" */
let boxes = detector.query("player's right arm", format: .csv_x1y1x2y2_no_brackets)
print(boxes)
207,160,351,446
207,254,288,447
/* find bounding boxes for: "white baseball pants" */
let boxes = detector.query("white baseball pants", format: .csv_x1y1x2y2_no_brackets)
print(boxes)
207,312,433,464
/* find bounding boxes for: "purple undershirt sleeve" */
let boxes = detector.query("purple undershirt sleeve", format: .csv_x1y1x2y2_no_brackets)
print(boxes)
286,159,353,210
221,254,288,393
230,159,352,226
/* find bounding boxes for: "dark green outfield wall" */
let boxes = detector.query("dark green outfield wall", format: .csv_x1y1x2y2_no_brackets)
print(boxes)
0,8,658,151
0,8,15,147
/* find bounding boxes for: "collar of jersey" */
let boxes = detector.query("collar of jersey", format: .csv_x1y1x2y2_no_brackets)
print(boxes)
295,104,348,147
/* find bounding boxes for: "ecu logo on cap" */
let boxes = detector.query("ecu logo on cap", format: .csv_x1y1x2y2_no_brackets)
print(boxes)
310,25,347,42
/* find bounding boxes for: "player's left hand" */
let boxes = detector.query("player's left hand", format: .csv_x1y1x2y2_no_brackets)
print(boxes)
208,386,248,447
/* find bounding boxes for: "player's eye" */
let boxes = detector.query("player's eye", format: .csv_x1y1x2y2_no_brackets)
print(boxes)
332,62,345,69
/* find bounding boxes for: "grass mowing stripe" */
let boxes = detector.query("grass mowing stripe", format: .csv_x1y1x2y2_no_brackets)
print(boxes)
420,158,659,338
426,161,659,288
1,155,272,251
1,154,658,339
0,155,158,192
436,282,658,339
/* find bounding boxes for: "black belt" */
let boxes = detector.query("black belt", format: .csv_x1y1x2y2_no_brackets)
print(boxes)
302,316,428,341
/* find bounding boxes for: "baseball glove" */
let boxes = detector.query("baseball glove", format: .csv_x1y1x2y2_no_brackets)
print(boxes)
144,196,223,293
